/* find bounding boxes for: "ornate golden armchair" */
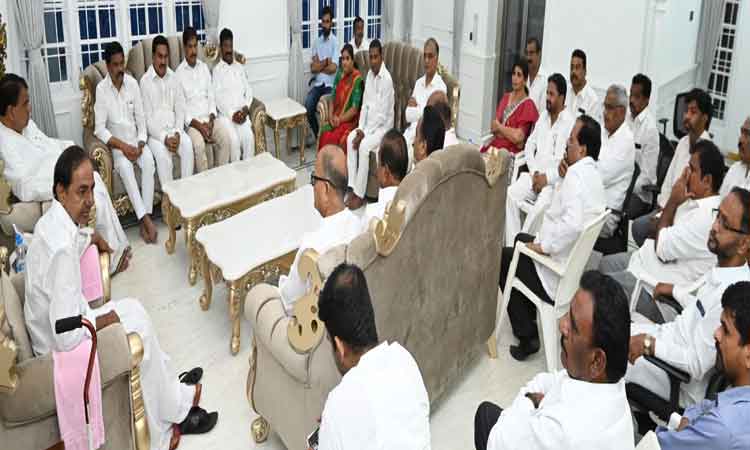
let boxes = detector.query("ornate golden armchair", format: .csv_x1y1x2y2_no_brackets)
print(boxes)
0,247,150,450
80,36,268,217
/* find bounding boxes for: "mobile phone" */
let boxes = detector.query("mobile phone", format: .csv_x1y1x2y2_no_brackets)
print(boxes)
307,427,320,450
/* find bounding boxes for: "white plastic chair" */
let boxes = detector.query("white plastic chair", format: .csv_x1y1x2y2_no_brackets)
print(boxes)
493,210,610,371
635,431,661,450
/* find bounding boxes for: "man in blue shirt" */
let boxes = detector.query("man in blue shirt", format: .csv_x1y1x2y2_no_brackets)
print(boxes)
657,280,750,449
304,5,338,138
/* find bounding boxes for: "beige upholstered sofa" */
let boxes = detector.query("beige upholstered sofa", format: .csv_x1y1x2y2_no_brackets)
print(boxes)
80,36,268,217
317,41,461,200
0,247,150,450
245,145,509,449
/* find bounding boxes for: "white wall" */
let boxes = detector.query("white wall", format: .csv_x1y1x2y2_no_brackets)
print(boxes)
412,0,455,72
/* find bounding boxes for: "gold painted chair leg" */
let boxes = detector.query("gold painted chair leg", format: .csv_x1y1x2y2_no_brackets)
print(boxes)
128,333,150,450
300,123,307,165
229,282,242,355
163,195,176,255
251,416,269,443
487,335,498,359
186,223,198,286
199,251,213,311
273,127,281,160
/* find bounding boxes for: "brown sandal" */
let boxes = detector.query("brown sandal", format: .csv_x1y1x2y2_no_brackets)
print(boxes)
169,424,181,450
193,383,202,407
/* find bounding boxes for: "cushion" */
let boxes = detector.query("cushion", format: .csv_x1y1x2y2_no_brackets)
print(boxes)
0,202,43,236
0,272,33,362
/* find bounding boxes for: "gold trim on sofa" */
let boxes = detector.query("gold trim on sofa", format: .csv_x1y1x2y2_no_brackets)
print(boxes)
128,332,150,450
0,305,19,394
372,200,407,257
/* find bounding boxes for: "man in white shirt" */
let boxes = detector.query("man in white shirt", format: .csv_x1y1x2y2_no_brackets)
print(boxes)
140,35,194,186
600,141,726,322
627,73,660,218
599,84,635,237
501,115,607,360
24,147,217,450
348,16,370,52
0,74,130,272
278,145,363,311
364,129,407,223
404,38,447,166
626,187,750,407
345,39,394,209
631,88,713,246
719,116,750,197
95,42,158,243
525,37,546,113
505,73,574,244
475,271,634,450
176,26,232,172
213,28,255,161
427,90,458,146
317,263,430,450
565,49,600,120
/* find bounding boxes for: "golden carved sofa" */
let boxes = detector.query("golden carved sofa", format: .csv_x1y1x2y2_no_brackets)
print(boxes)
244,145,509,449
0,247,149,450
316,41,461,200
80,36,267,217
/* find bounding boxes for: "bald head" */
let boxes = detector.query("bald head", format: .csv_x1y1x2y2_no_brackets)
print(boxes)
427,90,451,129
314,145,348,216
427,90,448,106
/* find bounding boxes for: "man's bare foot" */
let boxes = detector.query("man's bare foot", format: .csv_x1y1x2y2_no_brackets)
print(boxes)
141,214,158,244
346,194,365,210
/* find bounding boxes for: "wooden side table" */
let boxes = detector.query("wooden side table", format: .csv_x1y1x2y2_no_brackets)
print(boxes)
264,97,308,166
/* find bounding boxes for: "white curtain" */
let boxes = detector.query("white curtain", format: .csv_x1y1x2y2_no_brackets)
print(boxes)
13,0,57,137
403,0,414,43
287,0,305,104
695,0,725,89
452,0,465,75
383,0,395,42
202,0,222,46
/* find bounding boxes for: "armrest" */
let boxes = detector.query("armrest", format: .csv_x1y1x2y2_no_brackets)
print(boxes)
0,161,13,215
517,241,564,276
316,94,334,137
248,98,267,155
83,128,114,197
645,355,690,384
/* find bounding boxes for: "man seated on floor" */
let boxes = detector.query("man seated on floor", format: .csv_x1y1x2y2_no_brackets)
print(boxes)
24,146,217,450
0,74,131,273
626,73,660,218
501,115,606,360
631,88,713,246
412,105,446,164
317,263,430,449
504,72,574,244
349,16,370,52
176,26,232,172
719,116,750,197
474,271,634,450
626,187,750,410
214,28,256,162
346,39,394,209
656,281,750,449
140,34,195,185
600,140,726,322
279,145,363,311
364,129,408,222
95,41,158,243
404,38,447,165
427,90,458,146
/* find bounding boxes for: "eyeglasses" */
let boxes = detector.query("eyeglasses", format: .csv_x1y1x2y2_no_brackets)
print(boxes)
712,208,750,234
310,172,333,187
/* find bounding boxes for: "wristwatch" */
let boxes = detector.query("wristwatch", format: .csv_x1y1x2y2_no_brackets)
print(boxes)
643,335,653,356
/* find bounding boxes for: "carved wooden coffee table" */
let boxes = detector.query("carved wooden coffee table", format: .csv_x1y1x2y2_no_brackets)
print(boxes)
264,97,308,166
161,152,296,285
195,185,322,355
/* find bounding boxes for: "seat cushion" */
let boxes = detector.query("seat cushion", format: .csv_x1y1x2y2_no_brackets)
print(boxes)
0,202,43,236
0,272,33,362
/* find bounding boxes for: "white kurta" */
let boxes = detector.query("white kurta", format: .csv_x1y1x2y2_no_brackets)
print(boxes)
24,200,193,450
564,81,600,120
213,59,255,161
404,73,447,166
346,65,395,198
175,59,217,126
0,120,129,268
627,264,750,406
364,185,397,223
658,131,712,208
348,37,370,53
599,123,635,236
526,70,547,113
719,160,750,198
318,341,431,450
278,208,363,311
444,128,459,146
487,370,634,450
627,106,660,203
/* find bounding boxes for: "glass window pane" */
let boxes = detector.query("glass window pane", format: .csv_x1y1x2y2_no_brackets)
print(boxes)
87,10,98,39
56,11,65,42
45,12,57,43
303,0,309,21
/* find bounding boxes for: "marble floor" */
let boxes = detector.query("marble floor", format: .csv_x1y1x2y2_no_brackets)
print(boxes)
112,142,546,450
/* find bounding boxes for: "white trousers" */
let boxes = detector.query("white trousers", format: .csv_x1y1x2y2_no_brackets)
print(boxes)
217,116,255,162
404,123,417,171
95,298,193,450
346,129,385,198
505,173,554,245
148,130,194,186
92,171,129,273
112,145,155,220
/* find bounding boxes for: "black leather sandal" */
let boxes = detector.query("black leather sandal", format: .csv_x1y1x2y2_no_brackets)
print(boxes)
179,406,218,435
178,367,203,385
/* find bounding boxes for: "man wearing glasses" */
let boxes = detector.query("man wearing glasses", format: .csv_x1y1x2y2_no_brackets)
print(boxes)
278,145,364,312
600,140,726,322
625,185,750,410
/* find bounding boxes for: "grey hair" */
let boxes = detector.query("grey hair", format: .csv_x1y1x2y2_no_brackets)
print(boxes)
321,149,347,201
607,84,628,108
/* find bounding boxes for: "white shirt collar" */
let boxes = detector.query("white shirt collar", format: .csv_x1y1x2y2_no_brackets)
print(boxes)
48,199,82,239
632,105,651,125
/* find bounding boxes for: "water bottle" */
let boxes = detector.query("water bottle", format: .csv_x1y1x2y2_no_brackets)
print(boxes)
13,224,27,274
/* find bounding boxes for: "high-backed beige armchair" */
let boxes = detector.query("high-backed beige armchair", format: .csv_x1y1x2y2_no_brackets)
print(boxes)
244,145,509,449
316,41,461,200
80,36,268,217
0,247,150,450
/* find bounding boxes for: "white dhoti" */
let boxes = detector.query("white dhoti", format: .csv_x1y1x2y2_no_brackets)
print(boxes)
217,116,255,162
112,145,156,220
346,129,385,198
92,171,129,273
404,123,417,171
149,130,194,185
96,298,194,450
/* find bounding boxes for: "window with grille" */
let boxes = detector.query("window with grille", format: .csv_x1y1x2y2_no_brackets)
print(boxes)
707,0,740,121
175,0,205,43
366,0,382,42
343,0,360,44
41,1,69,83
77,0,118,69
128,0,165,46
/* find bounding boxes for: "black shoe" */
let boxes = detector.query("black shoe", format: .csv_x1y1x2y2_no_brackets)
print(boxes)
179,406,218,435
178,367,203,385
509,338,540,361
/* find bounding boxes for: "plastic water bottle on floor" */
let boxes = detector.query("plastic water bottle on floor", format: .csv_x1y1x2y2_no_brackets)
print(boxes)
13,224,27,274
